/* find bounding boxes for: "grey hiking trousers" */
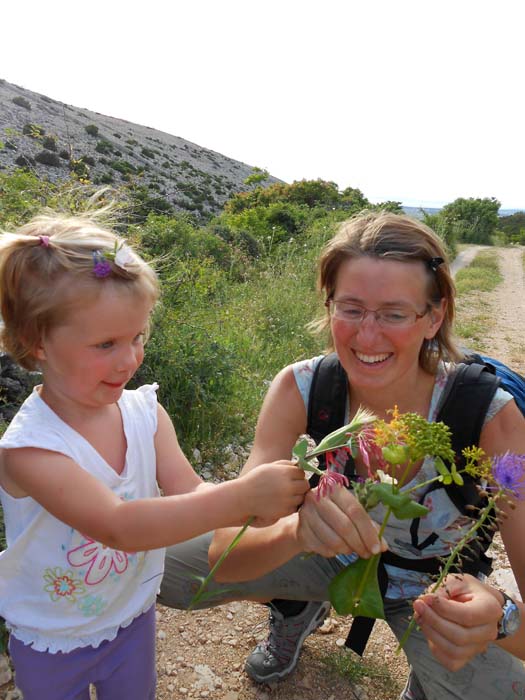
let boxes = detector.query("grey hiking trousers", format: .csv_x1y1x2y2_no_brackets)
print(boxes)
159,532,525,700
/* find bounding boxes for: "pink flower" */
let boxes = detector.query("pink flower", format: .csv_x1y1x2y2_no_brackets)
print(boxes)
317,456,350,500
357,427,387,477
67,536,128,585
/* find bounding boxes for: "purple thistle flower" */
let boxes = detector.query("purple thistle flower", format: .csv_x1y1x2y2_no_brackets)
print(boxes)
491,452,525,499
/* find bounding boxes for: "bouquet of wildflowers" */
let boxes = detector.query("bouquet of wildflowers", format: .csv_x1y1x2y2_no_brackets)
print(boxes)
190,406,525,649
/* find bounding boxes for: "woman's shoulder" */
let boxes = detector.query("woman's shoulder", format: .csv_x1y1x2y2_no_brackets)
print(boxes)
290,355,325,409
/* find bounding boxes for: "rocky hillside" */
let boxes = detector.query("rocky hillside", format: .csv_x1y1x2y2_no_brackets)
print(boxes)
0,78,279,217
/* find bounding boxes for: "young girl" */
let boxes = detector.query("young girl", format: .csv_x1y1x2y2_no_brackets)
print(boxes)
0,211,308,700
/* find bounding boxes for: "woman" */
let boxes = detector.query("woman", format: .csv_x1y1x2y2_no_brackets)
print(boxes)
160,211,525,700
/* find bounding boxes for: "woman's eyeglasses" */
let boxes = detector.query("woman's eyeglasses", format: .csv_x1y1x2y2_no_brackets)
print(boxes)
326,300,429,328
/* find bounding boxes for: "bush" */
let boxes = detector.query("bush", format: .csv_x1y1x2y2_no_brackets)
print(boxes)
35,150,61,167
84,124,99,137
42,136,57,151
15,154,35,168
59,149,70,160
141,147,156,159
12,96,31,110
95,140,114,155
22,123,45,138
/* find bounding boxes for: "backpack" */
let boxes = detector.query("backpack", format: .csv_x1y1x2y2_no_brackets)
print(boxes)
463,352,525,416
306,352,522,654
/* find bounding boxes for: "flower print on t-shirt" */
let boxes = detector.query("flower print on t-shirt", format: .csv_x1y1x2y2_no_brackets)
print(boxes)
67,534,128,585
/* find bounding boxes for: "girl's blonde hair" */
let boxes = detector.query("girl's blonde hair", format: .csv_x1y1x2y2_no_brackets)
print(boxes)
0,212,159,370
313,210,462,372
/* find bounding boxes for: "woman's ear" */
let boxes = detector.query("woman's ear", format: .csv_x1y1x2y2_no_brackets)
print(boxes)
425,298,447,340
33,340,46,362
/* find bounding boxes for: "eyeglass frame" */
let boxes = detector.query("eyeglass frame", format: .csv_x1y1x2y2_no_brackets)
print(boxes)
324,298,431,328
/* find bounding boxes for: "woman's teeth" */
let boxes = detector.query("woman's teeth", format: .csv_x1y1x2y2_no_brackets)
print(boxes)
355,352,390,364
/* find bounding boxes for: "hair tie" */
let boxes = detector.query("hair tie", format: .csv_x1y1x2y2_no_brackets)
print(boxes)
428,257,444,272
39,235,50,248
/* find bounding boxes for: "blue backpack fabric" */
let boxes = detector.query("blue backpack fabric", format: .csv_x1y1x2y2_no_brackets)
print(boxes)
464,353,525,416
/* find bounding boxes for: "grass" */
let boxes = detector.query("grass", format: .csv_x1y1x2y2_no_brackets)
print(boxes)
320,647,401,698
454,248,501,295
454,249,501,350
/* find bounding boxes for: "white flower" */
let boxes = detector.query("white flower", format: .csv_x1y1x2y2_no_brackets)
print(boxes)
376,469,398,485
114,242,135,270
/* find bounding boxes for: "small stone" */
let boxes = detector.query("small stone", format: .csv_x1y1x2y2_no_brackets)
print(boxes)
167,684,175,692
179,688,188,695
226,612,233,620
336,637,346,647
193,448,202,464
157,629,167,640
319,617,334,634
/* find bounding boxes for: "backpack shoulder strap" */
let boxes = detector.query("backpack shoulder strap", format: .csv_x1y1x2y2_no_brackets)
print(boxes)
306,353,348,444
436,363,500,513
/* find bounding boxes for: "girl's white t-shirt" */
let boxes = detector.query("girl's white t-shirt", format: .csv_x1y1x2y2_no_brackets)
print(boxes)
0,384,165,653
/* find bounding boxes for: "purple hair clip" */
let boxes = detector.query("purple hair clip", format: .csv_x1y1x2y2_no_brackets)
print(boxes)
92,251,112,278
39,235,50,248
428,257,444,272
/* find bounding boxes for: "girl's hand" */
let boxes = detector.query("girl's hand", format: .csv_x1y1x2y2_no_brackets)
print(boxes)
241,461,309,527
296,484,386,559
413,573,503,671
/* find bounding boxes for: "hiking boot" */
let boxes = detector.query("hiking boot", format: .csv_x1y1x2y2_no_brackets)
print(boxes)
245,600,331,683
399,670,427,700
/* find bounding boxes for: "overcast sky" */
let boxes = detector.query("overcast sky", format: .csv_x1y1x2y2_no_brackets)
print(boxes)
2,0,524,208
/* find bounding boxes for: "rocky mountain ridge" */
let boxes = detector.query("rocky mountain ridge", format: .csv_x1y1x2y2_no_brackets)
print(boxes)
0,78,279,217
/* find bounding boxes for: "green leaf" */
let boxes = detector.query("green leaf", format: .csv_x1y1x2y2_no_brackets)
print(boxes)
293,439,308,459
369,484,428,519
451,462,464,485
329,555,385,619
435,456,451,478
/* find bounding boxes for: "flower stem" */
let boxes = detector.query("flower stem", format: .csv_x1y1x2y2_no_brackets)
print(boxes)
351,506,392,611
188,516,255,610
395,494,499,653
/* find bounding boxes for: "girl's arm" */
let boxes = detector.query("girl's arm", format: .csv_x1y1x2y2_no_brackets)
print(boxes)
414,399,525,668
209,364,382,581
1,403,307,552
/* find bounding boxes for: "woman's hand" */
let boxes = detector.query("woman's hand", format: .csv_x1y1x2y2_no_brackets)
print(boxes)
413,573,503,671
296,483,386,559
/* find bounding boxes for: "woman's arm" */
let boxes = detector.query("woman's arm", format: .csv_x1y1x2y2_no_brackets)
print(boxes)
414,399,525,668
209,364,383,581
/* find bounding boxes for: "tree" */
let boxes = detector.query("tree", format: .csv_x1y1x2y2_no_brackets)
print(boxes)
438,197,500,245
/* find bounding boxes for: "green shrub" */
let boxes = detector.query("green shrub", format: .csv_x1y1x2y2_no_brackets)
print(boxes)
35,150,61,167
15,154,35,168
141,147,155,159
59,149,70,160
84,124,99,136
95,140,114,155
42,136,57,151
22,123,45,138
109,159,136,176
12,96,31,110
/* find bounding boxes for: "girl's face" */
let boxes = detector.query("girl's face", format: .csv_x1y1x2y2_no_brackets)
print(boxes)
330,256,445,394
35,284,152,413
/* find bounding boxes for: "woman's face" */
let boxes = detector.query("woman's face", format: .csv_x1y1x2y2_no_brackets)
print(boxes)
330,256,445,392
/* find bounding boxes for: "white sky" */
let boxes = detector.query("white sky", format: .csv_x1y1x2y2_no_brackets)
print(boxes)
1,0,524,208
